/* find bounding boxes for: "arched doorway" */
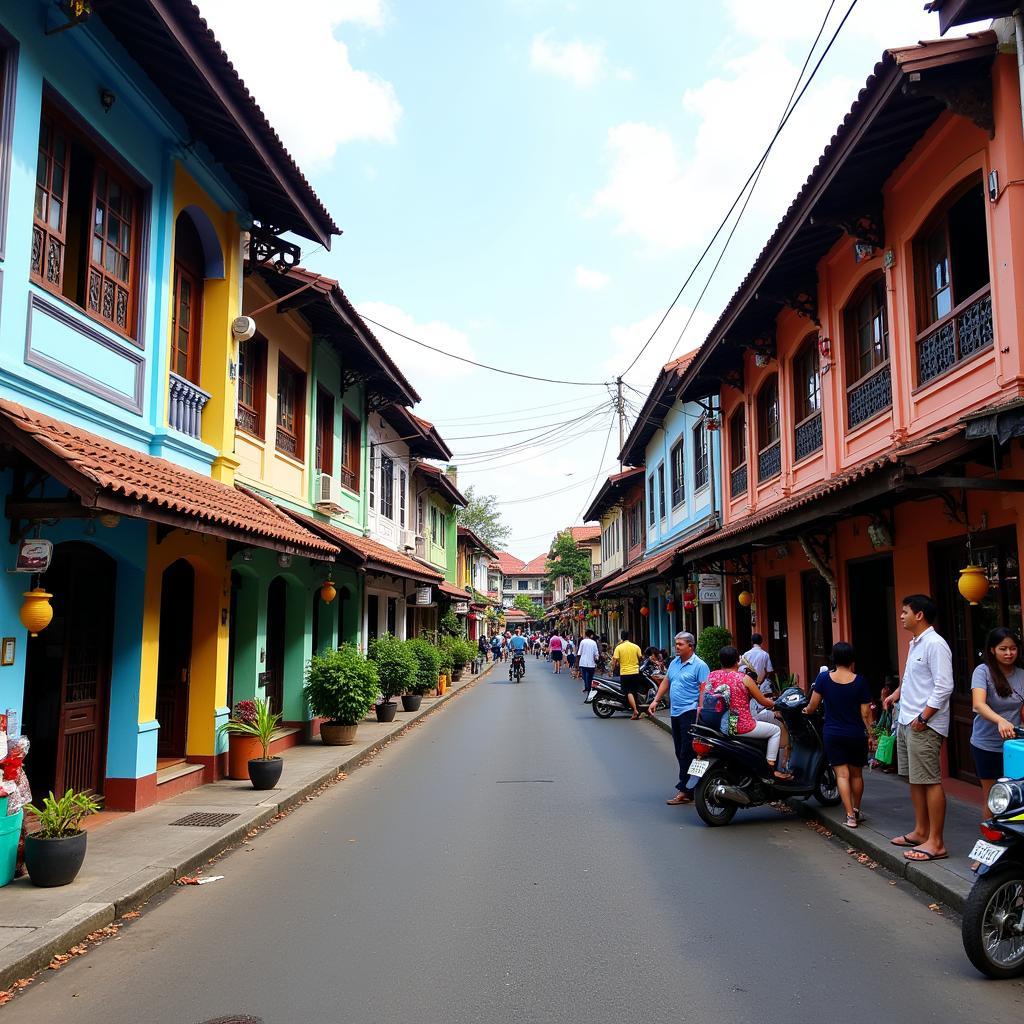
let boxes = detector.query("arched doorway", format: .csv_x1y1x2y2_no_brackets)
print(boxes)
23,543,115,798
156,559,195,760
265,577,286,716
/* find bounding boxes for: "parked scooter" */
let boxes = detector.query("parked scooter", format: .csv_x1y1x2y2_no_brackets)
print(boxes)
688,686,840,826
962,728,1024,979
586,673,666,718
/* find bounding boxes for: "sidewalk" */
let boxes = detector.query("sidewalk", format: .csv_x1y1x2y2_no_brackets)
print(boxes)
0,662,493,991
646,714,982,912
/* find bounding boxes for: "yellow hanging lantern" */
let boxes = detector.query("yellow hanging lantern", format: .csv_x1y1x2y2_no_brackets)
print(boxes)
20,588,54,636
320,578,337,604
737,590,752,608
958,565,989,606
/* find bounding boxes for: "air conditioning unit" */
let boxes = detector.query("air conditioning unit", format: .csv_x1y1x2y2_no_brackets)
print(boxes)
315,473,345,515
401,529,417,552
414,535,426,558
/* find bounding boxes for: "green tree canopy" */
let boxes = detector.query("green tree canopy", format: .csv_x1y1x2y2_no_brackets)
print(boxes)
455,484,511,550
546,530,592,590
513,594,544,618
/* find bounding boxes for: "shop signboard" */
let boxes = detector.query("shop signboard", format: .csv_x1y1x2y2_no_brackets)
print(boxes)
15,538,53,573
698,573,722,603
416,586,433,606
453,601,469,615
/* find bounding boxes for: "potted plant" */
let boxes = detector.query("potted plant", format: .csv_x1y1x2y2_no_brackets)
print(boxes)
368,633,418,722
695,625,733,670
217,697,283,790
404,637,441,711
437,642,454,695
224,699,262,780
24,789,101,887
303,644,380,745
443,634,470,681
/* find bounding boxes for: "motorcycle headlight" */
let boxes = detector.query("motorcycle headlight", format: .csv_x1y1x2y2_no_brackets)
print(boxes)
988,780,1021,815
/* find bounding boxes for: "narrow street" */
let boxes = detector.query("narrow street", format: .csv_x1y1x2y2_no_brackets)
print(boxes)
3,666,1021,1024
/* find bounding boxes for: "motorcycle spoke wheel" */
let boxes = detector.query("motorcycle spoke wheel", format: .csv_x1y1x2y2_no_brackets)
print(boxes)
814,766,841,806
963,871,1024,978
695,771,737,827
591,698,615,719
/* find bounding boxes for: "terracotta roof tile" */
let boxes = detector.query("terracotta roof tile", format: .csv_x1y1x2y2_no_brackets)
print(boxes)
0,400,337,557
494,551,527,574
521,553,549,575
599,550,676,594
439,580,468,599
569,526,600,543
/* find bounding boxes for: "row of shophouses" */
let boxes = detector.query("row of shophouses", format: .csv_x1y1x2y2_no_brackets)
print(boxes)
0,1,504,812
548,5,1024,788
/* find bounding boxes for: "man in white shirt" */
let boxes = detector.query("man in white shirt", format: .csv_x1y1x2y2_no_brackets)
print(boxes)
883,594,954,863
741,634,773,690
577,629,600,696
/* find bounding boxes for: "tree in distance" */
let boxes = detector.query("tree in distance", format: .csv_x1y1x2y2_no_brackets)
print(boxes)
513,594,544,618
546,530,592,592
455,485,511,550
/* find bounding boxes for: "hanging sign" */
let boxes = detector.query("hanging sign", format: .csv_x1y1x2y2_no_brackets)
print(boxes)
453,601,469,615
15,539,53,573
698,573,722,603
415,586,433,606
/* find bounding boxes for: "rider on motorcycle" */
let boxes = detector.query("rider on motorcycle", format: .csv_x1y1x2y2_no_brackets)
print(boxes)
508,628,528,679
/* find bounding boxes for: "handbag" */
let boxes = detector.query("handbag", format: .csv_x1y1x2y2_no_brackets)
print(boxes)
874,709,895,765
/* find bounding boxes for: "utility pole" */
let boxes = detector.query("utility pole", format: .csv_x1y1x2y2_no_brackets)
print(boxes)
616,376,625,469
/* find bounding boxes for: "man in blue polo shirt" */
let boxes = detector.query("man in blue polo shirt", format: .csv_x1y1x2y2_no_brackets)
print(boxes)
648,631,709,805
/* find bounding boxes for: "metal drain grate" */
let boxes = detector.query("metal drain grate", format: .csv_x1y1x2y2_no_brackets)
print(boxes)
169,812,240,828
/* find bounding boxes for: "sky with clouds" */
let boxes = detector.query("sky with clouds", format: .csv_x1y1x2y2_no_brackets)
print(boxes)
197,0,985,560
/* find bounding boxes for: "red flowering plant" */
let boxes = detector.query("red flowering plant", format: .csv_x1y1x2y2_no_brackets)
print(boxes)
231,700,259,727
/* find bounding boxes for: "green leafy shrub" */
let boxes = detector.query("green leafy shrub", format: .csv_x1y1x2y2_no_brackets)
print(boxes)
696,625,734,669
405,637,442,695
440,633,471,669
368,633,418,703
218,697,282,759
27,789,101,838
439,609,463,637
303,644,380,725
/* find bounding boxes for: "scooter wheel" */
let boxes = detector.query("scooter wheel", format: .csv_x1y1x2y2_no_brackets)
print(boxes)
813,765,841,807
962,867,1024,978
591,698,616,719
694,769,738,827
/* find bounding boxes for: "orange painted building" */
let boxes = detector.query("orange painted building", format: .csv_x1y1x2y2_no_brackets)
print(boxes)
676,32,1024,784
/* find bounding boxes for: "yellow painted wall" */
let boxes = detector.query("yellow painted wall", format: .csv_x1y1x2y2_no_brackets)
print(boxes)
169,165,244,483
234,276,312,504
139,528,231,758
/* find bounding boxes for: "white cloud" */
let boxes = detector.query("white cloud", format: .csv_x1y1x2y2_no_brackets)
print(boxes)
195,0,401,167
356,301,479,410
530,32,606,87
574,265,610,290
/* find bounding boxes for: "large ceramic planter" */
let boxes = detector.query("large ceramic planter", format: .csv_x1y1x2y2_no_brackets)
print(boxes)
452,666,465,682
25,830,87,888
401,694,422,712
375,701,398,723
228,733,263,780
248,756,283,791
320,722,358,746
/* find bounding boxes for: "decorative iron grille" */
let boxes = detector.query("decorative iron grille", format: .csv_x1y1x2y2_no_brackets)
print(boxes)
276,426,299,457
236,404,260,436
847,364,891,429
917,291,993,385
730,463,747,499
757,441,781,482
794,412,823,462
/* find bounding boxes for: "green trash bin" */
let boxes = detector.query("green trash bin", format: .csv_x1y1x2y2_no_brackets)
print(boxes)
0,802,22,887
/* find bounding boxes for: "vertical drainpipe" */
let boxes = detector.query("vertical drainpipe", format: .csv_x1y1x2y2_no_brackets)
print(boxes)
1014,12,1024,144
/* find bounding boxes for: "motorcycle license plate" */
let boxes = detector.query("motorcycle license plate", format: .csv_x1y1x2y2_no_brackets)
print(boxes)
688,759,710,778
969,839,1007,867
585,689,596,703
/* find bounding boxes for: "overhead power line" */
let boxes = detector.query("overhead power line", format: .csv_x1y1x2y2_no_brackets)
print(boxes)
360,314,610,388
617,0,860,380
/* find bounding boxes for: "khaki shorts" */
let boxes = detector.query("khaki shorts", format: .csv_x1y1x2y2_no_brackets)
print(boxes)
896,723,944,786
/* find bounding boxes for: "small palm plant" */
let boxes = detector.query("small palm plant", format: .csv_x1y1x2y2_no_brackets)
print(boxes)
218,697,281,760
27,789,101,838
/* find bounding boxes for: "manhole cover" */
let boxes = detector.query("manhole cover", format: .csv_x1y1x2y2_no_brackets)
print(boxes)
169,812,240,828
196,1017,263,1023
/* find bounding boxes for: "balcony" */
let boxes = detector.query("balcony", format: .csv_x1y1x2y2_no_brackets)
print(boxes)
730,463,747,499
168,372,211,440
847,363,892,429
757,441,781,483
916,288,992,387
794,412,822,462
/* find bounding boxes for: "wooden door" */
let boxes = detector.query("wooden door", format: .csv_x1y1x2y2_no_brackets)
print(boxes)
764,576,789,682
24,544,114,798
802,570,833,688
156,560,194,759
847,555,897,700
265,578,286,717
931,529,1022,783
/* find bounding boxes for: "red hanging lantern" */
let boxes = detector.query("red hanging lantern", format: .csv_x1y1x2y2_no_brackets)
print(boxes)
639,604,650,617
665,597,676,613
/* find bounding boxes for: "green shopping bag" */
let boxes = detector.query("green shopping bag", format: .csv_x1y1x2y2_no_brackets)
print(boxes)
873,709,894,765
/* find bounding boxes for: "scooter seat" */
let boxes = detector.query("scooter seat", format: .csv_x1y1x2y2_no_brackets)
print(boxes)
733,735,770,749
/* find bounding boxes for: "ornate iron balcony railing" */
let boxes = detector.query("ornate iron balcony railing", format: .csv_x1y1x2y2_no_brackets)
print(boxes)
794,412,823,462
730,463,747,499
757,441,781,482
917,289,993,386
847,363,891,429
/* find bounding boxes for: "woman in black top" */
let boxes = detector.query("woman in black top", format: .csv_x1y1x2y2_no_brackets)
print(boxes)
805,642,874,829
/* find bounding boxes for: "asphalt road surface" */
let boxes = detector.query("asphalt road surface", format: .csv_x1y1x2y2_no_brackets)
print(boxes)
5,661,1024,1024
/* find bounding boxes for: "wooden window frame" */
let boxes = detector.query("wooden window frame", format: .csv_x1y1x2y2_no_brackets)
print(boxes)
729,406,746,471
315,386,334,475
693,422,709,491
31,102,143,341
275,355,306,461
380,453,394,520
171,260,202,384
648,475,655,526
657,463,666,520
236,335,267,439
756,375,780,453
340,410,360,493
670,439,685,508
400,469,407,529
793,336,821,426
844,275,890,389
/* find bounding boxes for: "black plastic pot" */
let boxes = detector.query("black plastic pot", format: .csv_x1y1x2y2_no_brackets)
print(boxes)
401,694,422,712
452,666,465,681
375,701,398,723
25,830,87,888
248,756,283,790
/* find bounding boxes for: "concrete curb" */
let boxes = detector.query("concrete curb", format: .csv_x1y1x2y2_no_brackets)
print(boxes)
643,712,970,913
0,662,493,990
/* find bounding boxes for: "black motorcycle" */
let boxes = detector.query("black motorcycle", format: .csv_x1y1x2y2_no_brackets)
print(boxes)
510,652,526,683
962,733,1024,978
586,673,665,718
688,686,840,826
